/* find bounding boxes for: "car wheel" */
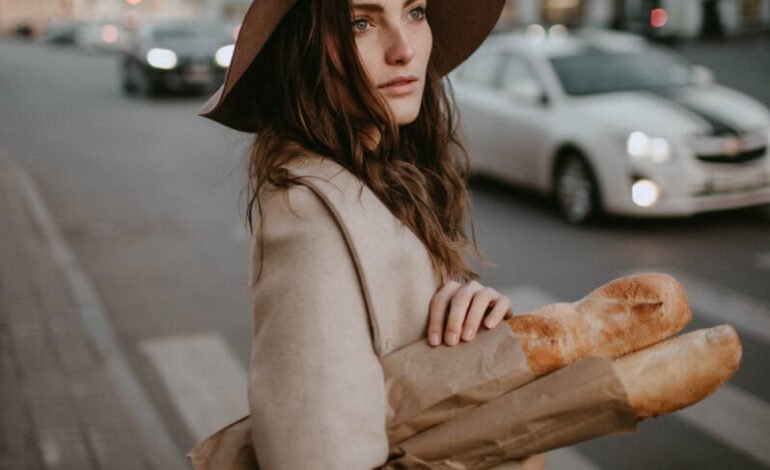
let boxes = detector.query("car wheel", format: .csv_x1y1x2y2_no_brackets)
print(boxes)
554,153,601,224
129,62,162,97
121,61,138,95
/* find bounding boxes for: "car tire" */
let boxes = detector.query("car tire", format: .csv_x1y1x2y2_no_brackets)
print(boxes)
121,60,138,95
554,153,601,224
128,61,162,97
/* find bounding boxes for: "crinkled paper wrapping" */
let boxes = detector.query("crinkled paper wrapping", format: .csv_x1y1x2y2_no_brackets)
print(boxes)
384,356,638,470
187,415,256,469
383,325,535,444
186,328,637,470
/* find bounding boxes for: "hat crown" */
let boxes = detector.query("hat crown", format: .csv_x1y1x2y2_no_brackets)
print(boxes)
199,0,507,133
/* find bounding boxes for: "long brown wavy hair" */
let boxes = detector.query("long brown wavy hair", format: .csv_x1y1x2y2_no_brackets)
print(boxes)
244,0,487,285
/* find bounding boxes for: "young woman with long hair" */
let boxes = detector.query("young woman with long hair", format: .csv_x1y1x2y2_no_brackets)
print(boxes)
189,0,546,468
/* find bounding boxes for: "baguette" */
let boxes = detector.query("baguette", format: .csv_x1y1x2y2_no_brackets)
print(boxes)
387,273,694,444
386,325,743,468
506,272,692,375
614,324,742,418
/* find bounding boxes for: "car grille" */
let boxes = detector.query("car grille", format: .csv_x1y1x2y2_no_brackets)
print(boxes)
178,56,214,68
691,128,768,164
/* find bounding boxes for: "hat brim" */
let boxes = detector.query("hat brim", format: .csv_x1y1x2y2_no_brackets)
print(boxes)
199,0,506,133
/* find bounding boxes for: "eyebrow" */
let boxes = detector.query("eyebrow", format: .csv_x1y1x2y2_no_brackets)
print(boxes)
352,0,421,13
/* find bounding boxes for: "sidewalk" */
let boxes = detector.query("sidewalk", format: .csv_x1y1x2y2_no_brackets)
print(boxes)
0,151,184,469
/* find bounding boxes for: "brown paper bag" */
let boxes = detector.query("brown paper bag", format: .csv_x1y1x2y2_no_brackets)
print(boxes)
384,356,638,469
187,326,636,469
384,324,535,444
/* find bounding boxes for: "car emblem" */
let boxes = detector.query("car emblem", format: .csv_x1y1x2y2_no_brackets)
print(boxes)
723,136,741,157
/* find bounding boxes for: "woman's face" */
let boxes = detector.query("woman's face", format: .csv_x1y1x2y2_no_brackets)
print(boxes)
350,0,432,125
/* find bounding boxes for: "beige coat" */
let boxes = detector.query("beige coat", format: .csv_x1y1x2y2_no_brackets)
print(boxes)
186,152,532,469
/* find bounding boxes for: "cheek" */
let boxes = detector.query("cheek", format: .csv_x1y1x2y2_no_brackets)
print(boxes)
354,40,378,84
418,25,432,67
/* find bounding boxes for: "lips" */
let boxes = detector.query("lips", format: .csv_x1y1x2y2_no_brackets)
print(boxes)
379,76,418,88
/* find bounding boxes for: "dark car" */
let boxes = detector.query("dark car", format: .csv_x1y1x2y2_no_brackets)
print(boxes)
40,20,81,45
120,20,234,96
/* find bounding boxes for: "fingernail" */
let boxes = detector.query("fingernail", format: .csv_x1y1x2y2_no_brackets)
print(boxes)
446,332,458,345
429,332,440,345
463,326,474,340
485,318,494,328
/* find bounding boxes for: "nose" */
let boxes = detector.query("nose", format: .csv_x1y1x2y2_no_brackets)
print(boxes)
384,26,414,65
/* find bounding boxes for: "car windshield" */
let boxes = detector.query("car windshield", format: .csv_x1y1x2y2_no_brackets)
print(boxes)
548,49,694,95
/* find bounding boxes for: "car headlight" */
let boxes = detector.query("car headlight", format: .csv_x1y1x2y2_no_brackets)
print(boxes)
631,178,661,207
215,44,234,68
626,131,672,163
146,48,177,70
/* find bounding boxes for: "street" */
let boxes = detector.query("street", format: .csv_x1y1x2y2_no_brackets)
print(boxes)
1,36,768,469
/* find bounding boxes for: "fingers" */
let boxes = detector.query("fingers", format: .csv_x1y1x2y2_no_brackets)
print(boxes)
461,287,500,342
483,295,513,330
427,280,514,347
427,281,461,346
445,281,484,345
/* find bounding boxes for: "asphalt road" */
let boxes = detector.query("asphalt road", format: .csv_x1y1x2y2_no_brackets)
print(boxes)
1,37,768,469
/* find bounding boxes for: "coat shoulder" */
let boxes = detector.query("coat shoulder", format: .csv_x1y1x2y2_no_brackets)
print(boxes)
252,153,367,231
278,153,442,355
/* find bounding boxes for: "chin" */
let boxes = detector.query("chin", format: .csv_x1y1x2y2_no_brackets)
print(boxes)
388,98,422,125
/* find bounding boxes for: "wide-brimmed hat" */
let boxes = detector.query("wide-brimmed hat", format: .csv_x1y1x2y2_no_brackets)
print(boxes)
199,0,506,132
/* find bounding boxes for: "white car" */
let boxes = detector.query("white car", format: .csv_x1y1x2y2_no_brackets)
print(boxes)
449,28,770,223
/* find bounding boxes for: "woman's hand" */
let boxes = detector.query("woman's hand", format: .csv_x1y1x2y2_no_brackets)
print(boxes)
428,280,513,346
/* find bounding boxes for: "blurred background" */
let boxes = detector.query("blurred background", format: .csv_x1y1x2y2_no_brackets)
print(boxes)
0,1,768,469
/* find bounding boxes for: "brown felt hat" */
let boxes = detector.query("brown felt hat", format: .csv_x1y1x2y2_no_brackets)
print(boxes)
199,0,506,132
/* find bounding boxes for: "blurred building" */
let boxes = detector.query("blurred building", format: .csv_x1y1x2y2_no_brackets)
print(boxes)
0,0,248,35
500,0,770,39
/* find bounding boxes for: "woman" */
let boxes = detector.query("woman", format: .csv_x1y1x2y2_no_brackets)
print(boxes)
190,0,546,468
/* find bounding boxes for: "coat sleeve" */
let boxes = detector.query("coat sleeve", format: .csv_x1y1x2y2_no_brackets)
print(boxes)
247,182,389,469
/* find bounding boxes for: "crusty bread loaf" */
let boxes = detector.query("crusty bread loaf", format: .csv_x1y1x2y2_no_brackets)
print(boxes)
614,324,742,419
506,273,692,375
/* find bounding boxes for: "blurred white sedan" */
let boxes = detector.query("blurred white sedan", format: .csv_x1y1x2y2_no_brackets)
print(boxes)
450,28,770,223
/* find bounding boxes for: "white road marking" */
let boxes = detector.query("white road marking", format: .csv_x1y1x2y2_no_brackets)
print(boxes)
500,287,602,470
620,267,770,344
678,383,770,467
753,251,770,272
140,332,249,441
9,155,187,470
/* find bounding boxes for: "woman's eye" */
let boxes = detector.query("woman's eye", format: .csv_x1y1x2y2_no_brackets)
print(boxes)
410,6,426,20
352,17,371,33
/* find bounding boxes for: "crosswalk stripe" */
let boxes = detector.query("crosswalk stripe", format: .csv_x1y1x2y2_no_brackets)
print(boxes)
140,332,249,441
678,383,770,466
620,268,770,344
500,286,601,470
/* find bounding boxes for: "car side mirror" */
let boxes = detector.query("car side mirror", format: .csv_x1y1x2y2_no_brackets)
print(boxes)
504,80,546,105
691,65,715,85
